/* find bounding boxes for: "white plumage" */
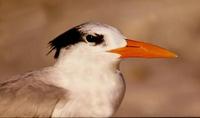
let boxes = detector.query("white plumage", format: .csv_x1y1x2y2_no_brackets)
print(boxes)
0,22,126,117
50,22,126,117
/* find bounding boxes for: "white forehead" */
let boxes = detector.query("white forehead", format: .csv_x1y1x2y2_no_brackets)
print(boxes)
78,22,127,49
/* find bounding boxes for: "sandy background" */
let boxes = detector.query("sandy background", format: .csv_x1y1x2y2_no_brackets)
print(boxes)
1,0,200,117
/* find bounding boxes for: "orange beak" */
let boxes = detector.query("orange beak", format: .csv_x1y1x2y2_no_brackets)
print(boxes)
110,39,177,58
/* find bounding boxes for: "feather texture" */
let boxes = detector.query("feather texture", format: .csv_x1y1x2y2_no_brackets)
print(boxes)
0,72,67,117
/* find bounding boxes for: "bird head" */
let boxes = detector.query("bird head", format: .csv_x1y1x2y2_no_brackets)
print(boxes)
49,22,177,60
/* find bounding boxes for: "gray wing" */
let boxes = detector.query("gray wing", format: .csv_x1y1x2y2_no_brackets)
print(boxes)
0,72,67,117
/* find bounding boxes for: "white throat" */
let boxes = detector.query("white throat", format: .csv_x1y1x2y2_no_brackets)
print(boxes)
50,43,125,117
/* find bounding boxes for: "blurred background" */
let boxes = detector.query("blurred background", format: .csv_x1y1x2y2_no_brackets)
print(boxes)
0,0,200,117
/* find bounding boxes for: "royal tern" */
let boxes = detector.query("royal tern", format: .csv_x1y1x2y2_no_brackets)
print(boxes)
0,22,177,117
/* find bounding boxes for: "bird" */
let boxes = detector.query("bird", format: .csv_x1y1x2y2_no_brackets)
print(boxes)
0,22,177,117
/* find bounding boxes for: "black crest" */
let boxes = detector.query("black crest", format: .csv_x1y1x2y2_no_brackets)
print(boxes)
48,27,84,58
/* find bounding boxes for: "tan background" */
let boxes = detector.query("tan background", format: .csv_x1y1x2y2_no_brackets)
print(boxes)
1,0,200,117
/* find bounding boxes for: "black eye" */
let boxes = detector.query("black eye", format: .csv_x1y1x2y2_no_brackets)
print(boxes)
86,35,96,42
86,34,104,45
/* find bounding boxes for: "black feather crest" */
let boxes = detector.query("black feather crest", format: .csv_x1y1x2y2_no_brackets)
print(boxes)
48,27,84,58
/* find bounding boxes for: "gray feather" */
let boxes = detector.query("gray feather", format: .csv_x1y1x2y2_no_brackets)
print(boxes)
0,72,67,117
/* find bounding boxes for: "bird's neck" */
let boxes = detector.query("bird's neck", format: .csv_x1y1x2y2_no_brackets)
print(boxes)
48,45,125,117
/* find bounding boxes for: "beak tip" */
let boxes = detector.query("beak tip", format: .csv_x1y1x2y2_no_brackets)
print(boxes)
167,51,178,58
173,54,178,58
174,54,178,58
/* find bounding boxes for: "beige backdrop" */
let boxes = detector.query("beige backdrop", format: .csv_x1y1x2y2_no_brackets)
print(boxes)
1,0,200,117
